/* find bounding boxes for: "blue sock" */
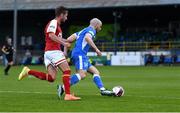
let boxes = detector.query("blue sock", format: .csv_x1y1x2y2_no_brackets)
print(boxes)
70,74,81,86
93,74,105,90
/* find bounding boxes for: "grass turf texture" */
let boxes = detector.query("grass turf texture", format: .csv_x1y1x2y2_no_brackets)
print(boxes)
0,65,180,112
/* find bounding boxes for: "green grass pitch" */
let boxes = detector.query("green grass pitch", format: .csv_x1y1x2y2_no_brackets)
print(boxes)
0,65,180,112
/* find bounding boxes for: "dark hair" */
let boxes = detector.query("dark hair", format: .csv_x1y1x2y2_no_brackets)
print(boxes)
55,6,68,17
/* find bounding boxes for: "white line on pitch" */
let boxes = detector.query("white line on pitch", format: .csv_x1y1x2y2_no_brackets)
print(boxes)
0,90,55,95
0,90,180,100
126,94,180,100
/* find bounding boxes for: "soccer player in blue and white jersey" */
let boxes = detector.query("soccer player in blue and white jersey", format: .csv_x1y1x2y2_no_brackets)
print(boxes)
57,18,115,97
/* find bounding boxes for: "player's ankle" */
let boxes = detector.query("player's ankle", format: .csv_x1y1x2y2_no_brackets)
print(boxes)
65,94,71,96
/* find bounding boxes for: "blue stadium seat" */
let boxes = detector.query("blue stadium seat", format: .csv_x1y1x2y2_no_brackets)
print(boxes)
153,56,160,64
144,55,148,64
176,56,180,63
164,56,172,64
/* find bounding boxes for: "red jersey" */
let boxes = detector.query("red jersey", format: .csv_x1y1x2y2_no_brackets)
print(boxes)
44,19,62,51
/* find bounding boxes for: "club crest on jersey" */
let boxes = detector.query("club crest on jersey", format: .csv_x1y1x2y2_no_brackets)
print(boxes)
58,33,62,37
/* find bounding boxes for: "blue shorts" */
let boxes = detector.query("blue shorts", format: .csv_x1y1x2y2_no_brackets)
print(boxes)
71,55,92,71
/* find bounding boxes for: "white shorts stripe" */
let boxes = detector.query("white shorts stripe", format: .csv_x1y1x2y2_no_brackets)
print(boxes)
55,59,66,66
79,56,83,69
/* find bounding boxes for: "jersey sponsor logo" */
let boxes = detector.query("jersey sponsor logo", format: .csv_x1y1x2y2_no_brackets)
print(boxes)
84,61,88,68
49,25,55,29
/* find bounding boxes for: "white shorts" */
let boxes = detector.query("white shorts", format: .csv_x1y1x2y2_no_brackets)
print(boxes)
44,50,66,68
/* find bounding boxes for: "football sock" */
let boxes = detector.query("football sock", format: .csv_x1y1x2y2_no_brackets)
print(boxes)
5,65,11,73
28,70,54,82
70,74,81,86
62,70,71,94
93,74,105,90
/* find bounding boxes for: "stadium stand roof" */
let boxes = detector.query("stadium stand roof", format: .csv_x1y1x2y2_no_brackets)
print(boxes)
0,0,180,10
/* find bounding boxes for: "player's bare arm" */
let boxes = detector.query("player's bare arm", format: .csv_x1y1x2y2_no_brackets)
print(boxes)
85,33,102,56
63,33,77,56
1,46,9,54
67,33,77,43
49,32,70,47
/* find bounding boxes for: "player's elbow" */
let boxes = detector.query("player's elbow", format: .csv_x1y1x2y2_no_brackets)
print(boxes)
1,47,5,51
2,49,5,53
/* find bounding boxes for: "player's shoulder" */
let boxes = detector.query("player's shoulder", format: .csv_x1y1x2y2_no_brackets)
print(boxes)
49,19,57,23
86,27,96,36
45,19,59,33
49,19,58,26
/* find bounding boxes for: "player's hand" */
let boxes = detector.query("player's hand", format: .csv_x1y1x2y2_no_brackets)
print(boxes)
96,49,102,56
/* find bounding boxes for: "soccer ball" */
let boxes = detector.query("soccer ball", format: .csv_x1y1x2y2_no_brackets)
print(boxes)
112,86,124,97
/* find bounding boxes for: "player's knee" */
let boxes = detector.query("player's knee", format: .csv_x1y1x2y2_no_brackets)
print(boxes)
94,70,100,75
47,75,55,82
79,73,86,79
48,78,55,82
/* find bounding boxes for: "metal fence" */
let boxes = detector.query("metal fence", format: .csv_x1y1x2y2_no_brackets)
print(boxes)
95,41,180,51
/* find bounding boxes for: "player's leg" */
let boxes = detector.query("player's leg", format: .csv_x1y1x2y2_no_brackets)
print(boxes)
57,61,81,100
70,69,87,86
18,52,57,82
18,65,56,82
52,51,80,100
88,66,105,90
57,55,87,97
57,61,71,95
69,55,88,86
2,54,7,66
88,65,115,96
4,55,13,75
30,64,56,82
58,69,87,97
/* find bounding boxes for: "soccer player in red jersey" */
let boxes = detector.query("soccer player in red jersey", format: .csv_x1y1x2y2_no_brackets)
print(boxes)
18,6,80,101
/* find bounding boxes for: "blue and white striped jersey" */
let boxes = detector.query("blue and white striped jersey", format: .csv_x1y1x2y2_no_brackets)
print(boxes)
71,26,96,57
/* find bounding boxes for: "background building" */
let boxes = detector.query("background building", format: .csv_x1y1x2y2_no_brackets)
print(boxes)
1,0,180,65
